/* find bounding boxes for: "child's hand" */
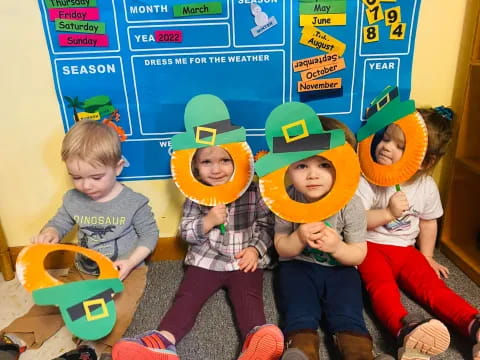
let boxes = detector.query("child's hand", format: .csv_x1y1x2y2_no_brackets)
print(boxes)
206,204,228,227
307,223,341,254
297,222,325,245
235,247,259,272
387,191,409,218
31,227,60,244
114,259,136,281
425,256,450,279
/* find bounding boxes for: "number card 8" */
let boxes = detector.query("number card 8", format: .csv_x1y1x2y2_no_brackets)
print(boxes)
363,25,379,43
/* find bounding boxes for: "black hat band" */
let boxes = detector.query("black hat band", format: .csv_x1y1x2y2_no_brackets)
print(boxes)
273,133,331,153
194,119,241,140
67,288,114,322
365,86,399,119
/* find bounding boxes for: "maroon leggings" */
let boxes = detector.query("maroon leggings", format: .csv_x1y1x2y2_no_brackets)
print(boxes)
159,265,266,341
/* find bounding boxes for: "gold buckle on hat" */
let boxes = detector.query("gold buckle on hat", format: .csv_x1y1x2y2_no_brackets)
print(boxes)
83,298,109,321
375,92,391,112
282,120,309,143
195,126,217,145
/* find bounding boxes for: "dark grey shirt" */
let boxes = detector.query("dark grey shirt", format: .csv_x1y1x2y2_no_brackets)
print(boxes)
45,185,159,274
275,186,366,267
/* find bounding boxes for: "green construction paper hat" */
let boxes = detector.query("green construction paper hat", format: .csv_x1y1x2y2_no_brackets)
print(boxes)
32,278,124,340
255,102,345,178
356,86,416,142
171,94,246,151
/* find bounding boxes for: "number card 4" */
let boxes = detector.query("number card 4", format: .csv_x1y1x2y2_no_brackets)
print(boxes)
155,30,183,43
390,22,406,40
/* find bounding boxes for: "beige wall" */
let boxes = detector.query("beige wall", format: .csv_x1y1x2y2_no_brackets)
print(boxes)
0,1,474,247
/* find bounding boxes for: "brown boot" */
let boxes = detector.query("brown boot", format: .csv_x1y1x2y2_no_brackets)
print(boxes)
282,329,319,360
334,331,374,360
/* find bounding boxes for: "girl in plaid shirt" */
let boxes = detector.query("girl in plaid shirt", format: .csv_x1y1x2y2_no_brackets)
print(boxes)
113,94,283,360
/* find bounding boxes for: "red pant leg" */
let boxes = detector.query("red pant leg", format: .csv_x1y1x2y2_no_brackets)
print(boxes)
397,247,478,337
358,242,408,335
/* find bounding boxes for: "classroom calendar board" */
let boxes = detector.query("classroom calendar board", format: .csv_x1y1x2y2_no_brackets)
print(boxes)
37,0,422,180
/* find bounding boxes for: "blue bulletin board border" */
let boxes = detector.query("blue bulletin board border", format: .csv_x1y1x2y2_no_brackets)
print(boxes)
37,0,422,181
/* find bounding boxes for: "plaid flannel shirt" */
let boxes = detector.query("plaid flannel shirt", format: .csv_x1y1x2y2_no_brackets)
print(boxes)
181,182,274,271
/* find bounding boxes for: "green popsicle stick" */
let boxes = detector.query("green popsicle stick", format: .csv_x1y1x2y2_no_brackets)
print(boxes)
219,223,226,234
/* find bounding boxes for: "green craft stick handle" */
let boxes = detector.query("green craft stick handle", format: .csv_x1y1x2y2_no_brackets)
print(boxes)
395,184,401,191
219,223,226,234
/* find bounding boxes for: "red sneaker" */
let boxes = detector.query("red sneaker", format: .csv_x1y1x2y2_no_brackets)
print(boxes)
112,330,178,360
238,324,284,360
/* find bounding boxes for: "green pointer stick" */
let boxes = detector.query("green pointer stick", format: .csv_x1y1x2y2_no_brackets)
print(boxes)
219,223,226,234
218,204,227,234
392,185,402,219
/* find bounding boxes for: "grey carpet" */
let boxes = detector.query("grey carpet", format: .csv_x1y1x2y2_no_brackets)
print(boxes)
125,249,480,359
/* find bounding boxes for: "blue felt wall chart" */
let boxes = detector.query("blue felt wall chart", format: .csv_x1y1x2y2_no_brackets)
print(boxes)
37,0,422,180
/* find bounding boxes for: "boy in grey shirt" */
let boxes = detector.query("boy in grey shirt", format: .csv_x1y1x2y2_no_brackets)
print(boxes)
1,120,159,358
44,185,157,277
255,103,391,360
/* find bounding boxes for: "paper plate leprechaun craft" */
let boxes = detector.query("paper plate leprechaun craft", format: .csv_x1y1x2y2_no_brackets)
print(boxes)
356,86,428,186
255,102,360,223
170,94,254,206
16,244,123,340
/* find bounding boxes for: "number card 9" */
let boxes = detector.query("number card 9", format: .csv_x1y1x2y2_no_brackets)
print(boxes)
385,6,401,26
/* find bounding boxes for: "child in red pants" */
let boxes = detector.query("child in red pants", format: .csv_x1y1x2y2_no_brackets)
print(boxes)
357,107,480,360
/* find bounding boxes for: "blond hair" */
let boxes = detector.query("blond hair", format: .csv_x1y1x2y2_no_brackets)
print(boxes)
61,120,121,167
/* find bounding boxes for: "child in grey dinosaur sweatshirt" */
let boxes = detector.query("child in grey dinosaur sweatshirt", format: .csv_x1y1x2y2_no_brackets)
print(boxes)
1,120,159,358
